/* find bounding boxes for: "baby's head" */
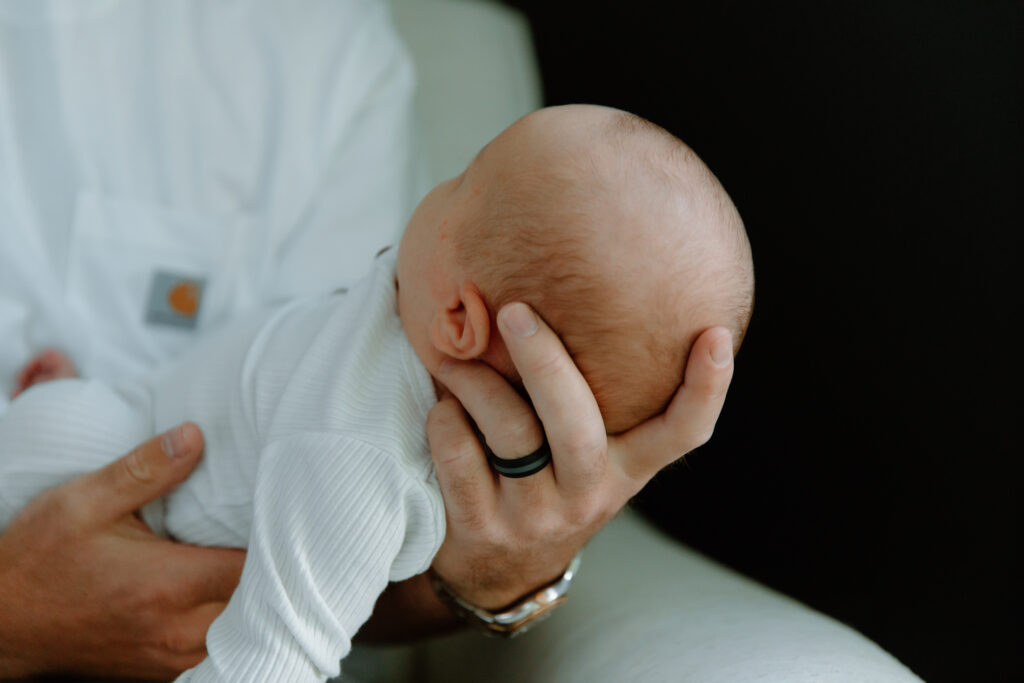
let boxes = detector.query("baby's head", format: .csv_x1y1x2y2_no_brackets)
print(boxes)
397,105,753,434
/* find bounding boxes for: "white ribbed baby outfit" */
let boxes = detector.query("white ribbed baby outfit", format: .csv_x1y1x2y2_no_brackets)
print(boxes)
0,250,445,681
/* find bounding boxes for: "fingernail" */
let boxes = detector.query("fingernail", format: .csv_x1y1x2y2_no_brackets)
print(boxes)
710,331,732,367
438,359,455,375
162,424,188,458
501,303,538,338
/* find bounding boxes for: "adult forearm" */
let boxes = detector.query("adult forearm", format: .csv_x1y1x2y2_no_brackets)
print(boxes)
357,573,463,644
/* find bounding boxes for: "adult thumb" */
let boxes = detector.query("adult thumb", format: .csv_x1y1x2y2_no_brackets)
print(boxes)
59,422,205,528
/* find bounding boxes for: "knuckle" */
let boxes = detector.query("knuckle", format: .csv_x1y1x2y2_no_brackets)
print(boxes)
120,448,155,486
30,487,85,537
450,504,493,537
529,511,568,544
30,486,66,518
689,423,717,448
565,498,607,530
514,506,554,543
572,469,604,498
704,379,728,402
529,350,570,381
559,437,608,487
490,417,543,455
136,645,203,681
426,401,453,431
479,524,509,549
476,379,506,406
696,370,730,400
562,432,607,464
135,580,177,613
438,433,484,467
175,650,209,673
445,476,492,524
427,403,470,444
154,624,198,657
108,589,165,638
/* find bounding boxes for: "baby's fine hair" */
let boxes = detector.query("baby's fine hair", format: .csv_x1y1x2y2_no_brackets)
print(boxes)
455,107,754,434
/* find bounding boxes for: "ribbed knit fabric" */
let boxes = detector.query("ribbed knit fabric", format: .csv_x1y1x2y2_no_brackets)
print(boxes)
0,251,445,680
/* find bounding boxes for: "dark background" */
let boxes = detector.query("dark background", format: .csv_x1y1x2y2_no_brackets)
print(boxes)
506,1,1022,681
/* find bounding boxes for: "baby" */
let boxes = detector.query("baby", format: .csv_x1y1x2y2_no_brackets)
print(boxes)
0,105,753,680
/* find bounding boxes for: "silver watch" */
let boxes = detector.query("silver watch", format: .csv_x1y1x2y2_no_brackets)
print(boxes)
428,552,583,638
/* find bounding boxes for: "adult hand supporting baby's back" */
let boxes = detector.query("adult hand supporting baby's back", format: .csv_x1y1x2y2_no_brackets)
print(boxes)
426,302,735,611
0,423,245,679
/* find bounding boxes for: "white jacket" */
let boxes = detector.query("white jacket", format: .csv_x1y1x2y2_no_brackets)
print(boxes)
0,0,426,411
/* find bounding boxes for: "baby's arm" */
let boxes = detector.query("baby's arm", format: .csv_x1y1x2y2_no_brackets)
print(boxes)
177,433,441,682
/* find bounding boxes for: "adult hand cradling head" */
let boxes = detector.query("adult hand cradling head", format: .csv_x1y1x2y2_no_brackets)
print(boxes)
424,304,736,611
391,105,749,609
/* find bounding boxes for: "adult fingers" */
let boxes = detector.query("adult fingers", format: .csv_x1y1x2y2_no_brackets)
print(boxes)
133,602,225,676
426,395,498,525
62,422,205,528
165,544,246,605
497,303,607,495
437,359,551,502
438,360,545,459
613,327,734,486
175,601,230,654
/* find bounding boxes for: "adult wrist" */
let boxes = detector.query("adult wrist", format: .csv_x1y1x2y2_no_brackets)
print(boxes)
356,572,464,644
432,554,576,613
428,552,583,638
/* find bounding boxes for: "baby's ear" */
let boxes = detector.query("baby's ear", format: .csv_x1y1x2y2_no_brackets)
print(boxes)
429,280,491,360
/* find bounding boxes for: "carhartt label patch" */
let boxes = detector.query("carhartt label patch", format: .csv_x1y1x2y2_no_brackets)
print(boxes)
145,271,205,329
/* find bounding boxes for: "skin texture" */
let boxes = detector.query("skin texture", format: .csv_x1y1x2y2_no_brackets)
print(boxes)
0,423,245,679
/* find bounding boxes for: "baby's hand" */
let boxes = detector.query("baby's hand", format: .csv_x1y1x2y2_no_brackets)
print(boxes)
11,349,78,399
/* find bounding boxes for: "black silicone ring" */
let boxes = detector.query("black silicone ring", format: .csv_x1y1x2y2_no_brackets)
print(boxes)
485,440,552,478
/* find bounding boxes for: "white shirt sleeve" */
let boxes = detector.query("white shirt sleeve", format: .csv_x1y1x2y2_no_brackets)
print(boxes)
176,432,442,682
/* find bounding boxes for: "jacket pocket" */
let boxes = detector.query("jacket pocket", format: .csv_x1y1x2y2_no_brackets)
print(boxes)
65,190,263,377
